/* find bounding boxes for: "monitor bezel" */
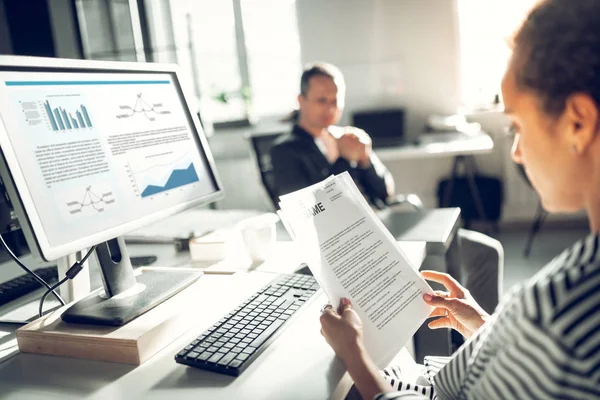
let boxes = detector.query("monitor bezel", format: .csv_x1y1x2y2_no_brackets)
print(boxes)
0,56,224,261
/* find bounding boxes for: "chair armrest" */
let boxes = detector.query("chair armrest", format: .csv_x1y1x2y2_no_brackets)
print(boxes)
387,194,425,211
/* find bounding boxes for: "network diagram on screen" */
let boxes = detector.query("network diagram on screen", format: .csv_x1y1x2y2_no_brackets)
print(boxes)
0,71,215,250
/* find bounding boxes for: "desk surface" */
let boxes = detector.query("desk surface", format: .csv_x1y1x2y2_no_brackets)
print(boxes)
376,131,494,162
0,242,425,400
0,208,456,400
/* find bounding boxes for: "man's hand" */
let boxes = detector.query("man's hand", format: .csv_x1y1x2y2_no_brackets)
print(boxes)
336,127,372,167
421,271,490,338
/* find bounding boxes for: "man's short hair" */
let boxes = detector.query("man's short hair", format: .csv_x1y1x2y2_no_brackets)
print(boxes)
300,62,345,97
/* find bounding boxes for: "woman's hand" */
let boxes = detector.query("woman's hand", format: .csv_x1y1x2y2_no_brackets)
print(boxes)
319,298,365,364
421,270,490,338
320,298,393,400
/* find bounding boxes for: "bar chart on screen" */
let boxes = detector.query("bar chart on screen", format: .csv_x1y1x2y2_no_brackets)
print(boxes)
19,95,93,132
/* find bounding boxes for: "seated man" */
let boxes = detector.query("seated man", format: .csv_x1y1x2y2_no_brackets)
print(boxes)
270,62,503,313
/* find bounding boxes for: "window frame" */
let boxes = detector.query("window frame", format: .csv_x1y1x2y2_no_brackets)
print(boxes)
74,0,299,130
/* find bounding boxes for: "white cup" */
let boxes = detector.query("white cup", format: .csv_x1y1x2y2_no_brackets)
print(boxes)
237,213,279,262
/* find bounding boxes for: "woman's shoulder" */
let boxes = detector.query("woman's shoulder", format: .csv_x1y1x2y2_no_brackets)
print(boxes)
513,233,600,349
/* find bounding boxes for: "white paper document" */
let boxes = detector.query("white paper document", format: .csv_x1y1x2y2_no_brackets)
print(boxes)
278,172,434,367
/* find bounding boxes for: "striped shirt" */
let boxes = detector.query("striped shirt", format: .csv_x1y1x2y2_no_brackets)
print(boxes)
374,233,600,400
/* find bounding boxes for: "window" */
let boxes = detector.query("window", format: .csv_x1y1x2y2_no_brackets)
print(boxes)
75,0,301,127
457,0,538,108
241,0,302,119
75,0,144,62
77,0,302,126
168,0,302,125
169,0,247,124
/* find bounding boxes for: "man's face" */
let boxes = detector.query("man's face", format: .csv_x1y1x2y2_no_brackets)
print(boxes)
502,57,585,213
298,75,344,131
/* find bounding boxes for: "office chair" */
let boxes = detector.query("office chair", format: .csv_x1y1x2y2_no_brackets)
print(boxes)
246,131,424,212
516,163,548,257
246,132,286,209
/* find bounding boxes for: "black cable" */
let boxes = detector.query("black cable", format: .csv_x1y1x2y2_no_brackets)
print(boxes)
79,246,95,264
38,245,97,318
38,276,68,318
0,233,65,306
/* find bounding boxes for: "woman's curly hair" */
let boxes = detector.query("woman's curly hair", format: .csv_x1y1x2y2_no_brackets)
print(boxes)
513,0,600,117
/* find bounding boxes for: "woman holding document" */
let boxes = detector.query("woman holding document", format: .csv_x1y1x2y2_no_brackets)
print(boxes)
320,1,600,399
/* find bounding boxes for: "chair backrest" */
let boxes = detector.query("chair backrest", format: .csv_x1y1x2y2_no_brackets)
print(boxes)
247,132,284,209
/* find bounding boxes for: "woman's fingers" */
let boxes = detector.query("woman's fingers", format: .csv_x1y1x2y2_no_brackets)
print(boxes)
421,271,465,296
423,294,462,310
337,297,352,316
428,316,452,330
428,308,448,318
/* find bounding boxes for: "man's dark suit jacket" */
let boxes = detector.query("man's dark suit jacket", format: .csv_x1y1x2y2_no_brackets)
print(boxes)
270,125,391,203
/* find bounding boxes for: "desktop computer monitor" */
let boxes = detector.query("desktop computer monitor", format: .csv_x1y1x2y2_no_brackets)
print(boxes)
0,56,223,326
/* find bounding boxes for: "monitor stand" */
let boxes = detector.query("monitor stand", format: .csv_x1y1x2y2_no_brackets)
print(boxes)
61,236,201,326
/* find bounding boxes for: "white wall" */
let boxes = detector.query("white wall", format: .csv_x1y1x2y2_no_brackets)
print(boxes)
296,0,461,137
293,0,551,223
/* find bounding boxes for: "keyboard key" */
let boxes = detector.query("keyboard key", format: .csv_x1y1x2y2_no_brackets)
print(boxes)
197,352,212,361
228,360,243,368
250,319,285,349
208,352,226,364
236,353,249,361
217,352,237,367
272,298,285,307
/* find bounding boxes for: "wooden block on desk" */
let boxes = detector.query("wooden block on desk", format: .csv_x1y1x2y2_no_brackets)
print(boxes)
15,271,273,365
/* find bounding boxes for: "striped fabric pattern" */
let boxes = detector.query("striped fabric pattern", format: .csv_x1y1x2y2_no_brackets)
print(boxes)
376,233,600,400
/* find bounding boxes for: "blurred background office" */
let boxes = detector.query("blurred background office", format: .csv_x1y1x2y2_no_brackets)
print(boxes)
0,0,588,292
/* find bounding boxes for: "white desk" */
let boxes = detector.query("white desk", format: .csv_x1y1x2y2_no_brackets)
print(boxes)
0,205,460,399
375,131,494,162
377,131,496,232
0,239,426,400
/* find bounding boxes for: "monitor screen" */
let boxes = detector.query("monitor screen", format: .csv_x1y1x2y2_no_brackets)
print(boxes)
0,62,221,261
352,108,405,146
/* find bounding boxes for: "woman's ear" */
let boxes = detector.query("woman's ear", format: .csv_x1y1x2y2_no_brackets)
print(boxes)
564,93,599,154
